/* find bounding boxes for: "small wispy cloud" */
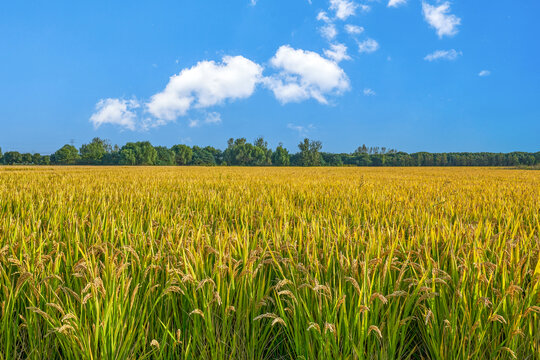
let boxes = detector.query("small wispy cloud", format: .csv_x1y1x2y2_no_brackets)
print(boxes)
478,70,491,77
388,0,407,8
363,88,376,96
345,24,364,35
317,11,331,23
320,23,338,40
324,43,351,63
330,0,358,20
424,49,461,61
358,4,371,12
358,38,379,54
188,112,222,128
287,123,314,136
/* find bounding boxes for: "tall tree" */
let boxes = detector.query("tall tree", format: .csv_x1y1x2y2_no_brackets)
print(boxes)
253,137,272,165
171,144,193,165
191,146,216,166
298,138,322,166
120,148,137,165
22,153,33,164
121,142,157,165
155,146,175,165
3,151,22,165
51,145,79,165
80,137,111,164
272,144,290,166
32,153,42,165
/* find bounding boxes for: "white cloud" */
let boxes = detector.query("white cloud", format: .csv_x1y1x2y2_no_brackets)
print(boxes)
317,11,331,23
264,45,350,104
287,123,314,136
345,24,364,35
424,49,461,61
478,70,491,77
388,0,407,7
358,38,379,53
90,98,140,130
324,43,351,62
187,112,222,128
205,111,222,124
146,56,263,122
359,4,371,12
330,0,358,20
320,23,338,40
363,88,376,96
422,2,461,38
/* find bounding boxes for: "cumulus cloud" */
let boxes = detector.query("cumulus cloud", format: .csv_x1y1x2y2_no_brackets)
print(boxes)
345,24,364,35
388,0,407,7
90,98,140,130
358,38,379,53
146,56,263,122
92,43,355,131
422,2,461,38
330,0,358,20
478,70,491,77
264,45,350,104
424,49,461,61
324,43,351,62
363,88,376,96
320,23,338,40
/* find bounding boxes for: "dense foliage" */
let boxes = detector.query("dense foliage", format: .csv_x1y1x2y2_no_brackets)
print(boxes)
0,138,539,167
0,167,538,359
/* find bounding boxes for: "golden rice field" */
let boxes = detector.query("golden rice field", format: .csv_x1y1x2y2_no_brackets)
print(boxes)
0,166,539,360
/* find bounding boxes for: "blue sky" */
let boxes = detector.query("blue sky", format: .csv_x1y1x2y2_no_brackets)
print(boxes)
1,0,538,154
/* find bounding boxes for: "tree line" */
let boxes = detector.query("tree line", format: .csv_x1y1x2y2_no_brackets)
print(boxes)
1,137,539,167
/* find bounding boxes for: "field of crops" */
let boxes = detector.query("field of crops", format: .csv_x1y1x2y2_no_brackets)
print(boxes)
0,166,538,359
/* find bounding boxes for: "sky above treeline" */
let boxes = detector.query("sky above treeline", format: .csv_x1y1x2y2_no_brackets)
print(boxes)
1,0,538,154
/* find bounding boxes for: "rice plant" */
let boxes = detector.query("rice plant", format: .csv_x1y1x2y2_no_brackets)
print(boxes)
0,166,538,359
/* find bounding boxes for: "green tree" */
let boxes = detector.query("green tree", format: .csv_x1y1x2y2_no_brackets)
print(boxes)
223,137,273,166
22,153,33,164
191,146,216,166
253,137,272,165
354,153,371,166
203,146,223,165
325,153,343,166
3,151,22,165
102,145,121,165
32,153,42,165
298,138,322,166
272,144,290,166
155,146,175,165
80,137,111,164
51,145,79,165
121,142,157,165
171,144,193,165
354,144,368,154
371,154,385,166
40,155,51,165
120,149,137,165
